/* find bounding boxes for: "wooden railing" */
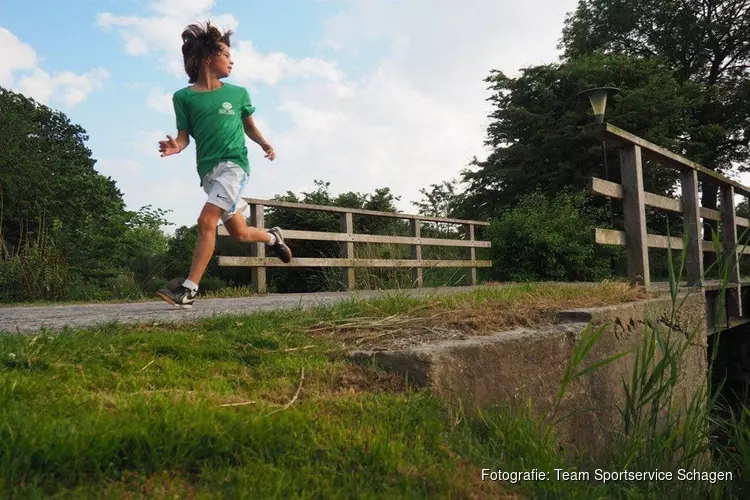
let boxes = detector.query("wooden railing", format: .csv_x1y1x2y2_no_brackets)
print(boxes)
587,122,750,317
216,198,492,294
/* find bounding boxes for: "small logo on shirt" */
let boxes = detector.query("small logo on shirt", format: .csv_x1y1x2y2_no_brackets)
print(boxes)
219,102,235,115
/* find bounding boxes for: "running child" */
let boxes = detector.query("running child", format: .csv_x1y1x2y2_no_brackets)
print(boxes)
156,21,292,308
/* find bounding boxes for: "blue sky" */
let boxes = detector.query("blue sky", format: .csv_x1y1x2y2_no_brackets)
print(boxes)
1,0,579,230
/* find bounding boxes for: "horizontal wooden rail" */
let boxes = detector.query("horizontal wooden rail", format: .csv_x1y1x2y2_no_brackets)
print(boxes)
243,198,491,226
592,178,721,223
594,228,750,254
219,257,492,268
587,123,750,197
217,227,491,248
590,177,750,227
594,228,714,251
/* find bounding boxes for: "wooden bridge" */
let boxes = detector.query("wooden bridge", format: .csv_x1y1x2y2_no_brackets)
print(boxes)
216,200,492,294
212,122,750,335
587,122,750,333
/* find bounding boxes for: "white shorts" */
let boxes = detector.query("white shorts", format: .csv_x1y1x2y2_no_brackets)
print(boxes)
202,161,250,224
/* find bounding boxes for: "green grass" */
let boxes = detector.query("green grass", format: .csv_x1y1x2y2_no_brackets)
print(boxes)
0,284,641,499
0,282,742,498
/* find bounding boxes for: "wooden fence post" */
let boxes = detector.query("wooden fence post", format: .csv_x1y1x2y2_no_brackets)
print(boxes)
341,212,355,290
410,219,423,287
620,144,650,287
250,203,267,294
721,185,742,319
465,223,477,286
681,169,703,287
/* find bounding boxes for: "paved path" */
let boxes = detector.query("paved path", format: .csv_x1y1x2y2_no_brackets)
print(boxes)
0,287,481,334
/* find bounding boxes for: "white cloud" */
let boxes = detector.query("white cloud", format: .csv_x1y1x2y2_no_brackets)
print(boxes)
17,68,110,107
147,87,174,114
0,28,37,87
231,40,343,85
151,0,217,17
0,27,109,107
97,0,342,86
250,0,580,212
97,12,239,61
97,0,239,78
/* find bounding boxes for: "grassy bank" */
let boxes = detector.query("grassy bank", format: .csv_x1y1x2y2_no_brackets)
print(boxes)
0,283,744,498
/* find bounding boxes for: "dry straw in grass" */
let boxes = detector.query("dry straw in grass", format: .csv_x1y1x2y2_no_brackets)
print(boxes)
308,282,652,347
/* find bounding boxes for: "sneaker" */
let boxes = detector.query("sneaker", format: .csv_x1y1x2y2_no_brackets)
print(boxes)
156,280,197,308
267,227,292,263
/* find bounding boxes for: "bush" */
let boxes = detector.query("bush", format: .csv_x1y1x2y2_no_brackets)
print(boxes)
0,231,70,302
106,273,144,300
0,257,25,302
486,190,622,282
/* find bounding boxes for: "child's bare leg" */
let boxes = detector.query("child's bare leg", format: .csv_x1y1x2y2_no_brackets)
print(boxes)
223,213,272,243
187,203,223,284
224,213,293,263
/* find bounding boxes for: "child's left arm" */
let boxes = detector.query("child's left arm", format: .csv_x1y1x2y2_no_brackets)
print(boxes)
243,115,275,161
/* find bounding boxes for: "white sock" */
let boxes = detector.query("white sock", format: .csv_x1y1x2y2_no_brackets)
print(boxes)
267,233,277,246
182,279,199,292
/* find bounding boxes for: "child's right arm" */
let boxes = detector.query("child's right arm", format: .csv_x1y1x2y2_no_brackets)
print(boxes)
159,130,190,157
161,91,190,157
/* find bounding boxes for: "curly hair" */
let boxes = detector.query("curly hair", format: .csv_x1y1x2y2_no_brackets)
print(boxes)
181,21,233,83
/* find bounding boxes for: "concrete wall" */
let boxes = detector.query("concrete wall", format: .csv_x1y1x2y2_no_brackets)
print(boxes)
351,292,708,463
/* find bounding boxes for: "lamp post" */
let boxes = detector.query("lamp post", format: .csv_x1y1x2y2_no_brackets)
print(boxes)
577,86,621,199
577,87,620,123
578,87,621,266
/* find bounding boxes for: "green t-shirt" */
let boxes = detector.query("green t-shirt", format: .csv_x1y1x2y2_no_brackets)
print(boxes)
172,82,256,184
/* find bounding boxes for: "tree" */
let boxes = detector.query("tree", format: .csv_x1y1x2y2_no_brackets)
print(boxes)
118,206,173,284
413,179,462,219
357,187,403,236
561,0,750,242
0,86,126,255
458,53,701,221
0,87,180,301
